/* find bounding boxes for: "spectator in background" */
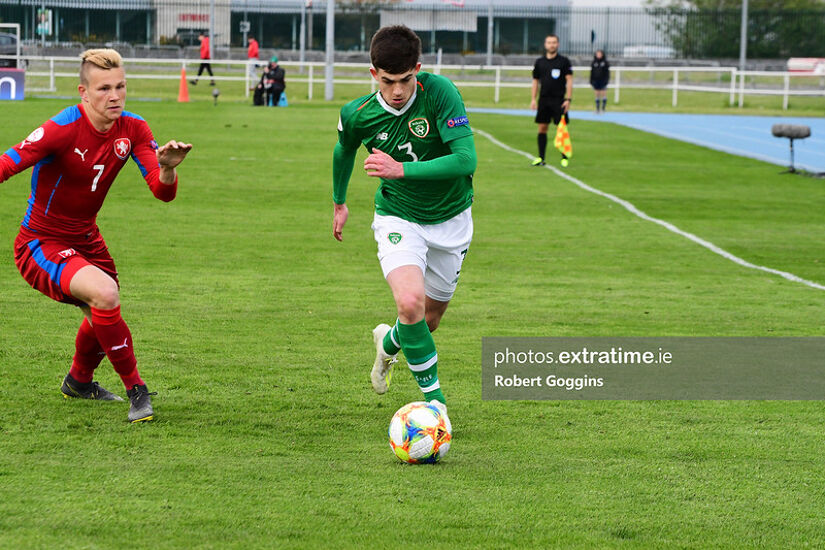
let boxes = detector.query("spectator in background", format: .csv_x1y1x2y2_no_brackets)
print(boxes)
191,32,215,86
257,56,286,106
590,50,610,113
247,36,260,84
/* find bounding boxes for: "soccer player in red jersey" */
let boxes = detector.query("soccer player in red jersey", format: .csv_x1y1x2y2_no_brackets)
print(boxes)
0,49,192,422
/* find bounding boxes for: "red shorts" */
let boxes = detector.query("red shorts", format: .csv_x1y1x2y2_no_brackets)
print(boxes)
14,229,119,306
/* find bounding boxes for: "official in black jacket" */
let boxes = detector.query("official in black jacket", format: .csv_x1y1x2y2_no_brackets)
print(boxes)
590,50,610,113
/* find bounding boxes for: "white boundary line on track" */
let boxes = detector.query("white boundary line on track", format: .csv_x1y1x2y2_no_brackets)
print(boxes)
475,127,825,292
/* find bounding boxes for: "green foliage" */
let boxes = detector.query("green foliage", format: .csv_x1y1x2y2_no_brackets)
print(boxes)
645,1,825,58
648,0,823,7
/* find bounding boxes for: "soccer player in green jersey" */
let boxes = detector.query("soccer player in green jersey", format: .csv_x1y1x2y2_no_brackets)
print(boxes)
332,26,477,416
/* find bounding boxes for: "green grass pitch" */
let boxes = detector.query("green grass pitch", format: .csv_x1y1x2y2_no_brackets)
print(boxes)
1,96,824,548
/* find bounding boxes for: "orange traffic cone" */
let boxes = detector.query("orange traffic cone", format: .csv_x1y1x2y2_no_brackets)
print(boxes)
178,66,189,103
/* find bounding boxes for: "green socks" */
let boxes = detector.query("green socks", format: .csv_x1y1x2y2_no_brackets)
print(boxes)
382,320,401,355
397,319,445,404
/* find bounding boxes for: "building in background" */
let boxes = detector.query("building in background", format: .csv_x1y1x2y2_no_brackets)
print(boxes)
0,0,571,54
0,1,821,60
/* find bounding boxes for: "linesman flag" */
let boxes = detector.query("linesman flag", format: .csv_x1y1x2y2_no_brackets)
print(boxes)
554,118,572,158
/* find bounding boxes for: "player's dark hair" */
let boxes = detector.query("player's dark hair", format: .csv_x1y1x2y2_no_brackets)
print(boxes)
546,34,559,41
370,26,421,74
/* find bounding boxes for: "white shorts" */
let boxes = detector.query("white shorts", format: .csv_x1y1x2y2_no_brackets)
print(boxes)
372,207,473,302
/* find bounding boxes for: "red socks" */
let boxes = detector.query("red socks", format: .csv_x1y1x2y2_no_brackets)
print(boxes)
90,305,144,389
69,318,105,384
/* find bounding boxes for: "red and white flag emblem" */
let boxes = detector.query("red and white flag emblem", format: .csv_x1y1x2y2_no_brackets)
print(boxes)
113,138,131,159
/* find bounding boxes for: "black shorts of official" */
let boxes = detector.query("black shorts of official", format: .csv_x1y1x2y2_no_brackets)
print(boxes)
535,97,569,125
591,79,608,91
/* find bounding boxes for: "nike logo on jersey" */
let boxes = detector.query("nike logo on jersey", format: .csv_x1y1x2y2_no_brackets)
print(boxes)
74,148,88,162
111,338,129,351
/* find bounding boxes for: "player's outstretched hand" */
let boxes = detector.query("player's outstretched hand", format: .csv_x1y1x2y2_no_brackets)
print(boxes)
333,202,349,242
364,148,404,180
157,140,193,169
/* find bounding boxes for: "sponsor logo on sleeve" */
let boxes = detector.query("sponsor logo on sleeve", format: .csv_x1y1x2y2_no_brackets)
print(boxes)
58,248,77,259
388,232,403,244
20,127,44,148
114,137,131,159
446,116,469,128
150,139,158,151
26,127,44,142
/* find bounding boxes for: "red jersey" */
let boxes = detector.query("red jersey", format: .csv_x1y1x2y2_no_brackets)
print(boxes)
200,37,210,60
247,39,259,59
0,103,177,243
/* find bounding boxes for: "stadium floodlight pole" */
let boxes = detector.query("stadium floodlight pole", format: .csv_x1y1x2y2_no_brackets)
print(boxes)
325,0,334,100
300,0,307,73
739,0,748,72
486,0,493,66
242,1,248,47
209,0,215,60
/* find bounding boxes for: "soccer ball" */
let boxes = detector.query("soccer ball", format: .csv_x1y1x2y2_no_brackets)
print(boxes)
388,401,452,464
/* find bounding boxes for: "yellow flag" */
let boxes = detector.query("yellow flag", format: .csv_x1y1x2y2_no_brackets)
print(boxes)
554,118,572,159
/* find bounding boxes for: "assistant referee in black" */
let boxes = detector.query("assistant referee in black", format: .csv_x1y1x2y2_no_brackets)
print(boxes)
530,34,573,166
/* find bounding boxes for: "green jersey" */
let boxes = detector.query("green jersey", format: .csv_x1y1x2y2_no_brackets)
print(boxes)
337,71,474,224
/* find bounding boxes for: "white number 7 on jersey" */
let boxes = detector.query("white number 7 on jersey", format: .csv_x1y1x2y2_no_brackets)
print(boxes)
92,164,104,192
398,142,418,162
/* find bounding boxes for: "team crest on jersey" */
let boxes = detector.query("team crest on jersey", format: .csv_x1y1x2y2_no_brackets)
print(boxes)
113,138,131,159
388,232,403,245
57,248,77,259
408,118,430,139
551,68,561,79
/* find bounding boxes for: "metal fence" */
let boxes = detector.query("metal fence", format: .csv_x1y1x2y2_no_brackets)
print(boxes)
15,54,825,110
1,2,824,59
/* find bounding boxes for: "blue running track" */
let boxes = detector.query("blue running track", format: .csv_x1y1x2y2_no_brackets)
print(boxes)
468,108,825,173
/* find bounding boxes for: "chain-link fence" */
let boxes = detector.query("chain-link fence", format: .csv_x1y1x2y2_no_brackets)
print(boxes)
1,2,824,60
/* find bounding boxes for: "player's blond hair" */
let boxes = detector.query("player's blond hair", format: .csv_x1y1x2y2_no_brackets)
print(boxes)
79,48,123,84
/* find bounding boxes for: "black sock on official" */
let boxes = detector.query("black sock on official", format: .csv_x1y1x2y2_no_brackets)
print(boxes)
601,98,607,111
538,133,547,160
595,99,600,112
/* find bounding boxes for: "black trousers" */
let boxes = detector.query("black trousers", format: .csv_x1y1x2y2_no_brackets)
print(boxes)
267,86,284,106
197,63,213,78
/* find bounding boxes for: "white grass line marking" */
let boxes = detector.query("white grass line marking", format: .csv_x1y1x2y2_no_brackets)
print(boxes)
476,127,825,292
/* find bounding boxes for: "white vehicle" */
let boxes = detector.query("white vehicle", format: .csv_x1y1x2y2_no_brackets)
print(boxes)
622,45,676,59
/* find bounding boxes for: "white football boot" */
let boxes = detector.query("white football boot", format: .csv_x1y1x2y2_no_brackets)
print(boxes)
430,399,448,420
371,324,398,394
